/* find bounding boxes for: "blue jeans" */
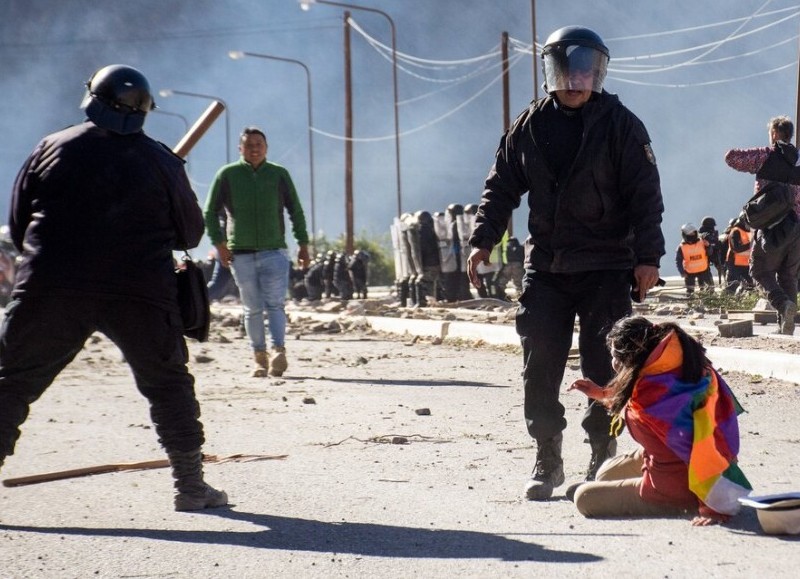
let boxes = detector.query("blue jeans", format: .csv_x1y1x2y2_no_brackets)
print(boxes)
231,250,291,352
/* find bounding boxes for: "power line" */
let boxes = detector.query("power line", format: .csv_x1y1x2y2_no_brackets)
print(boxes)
607,61,795,88
605,3,800,41
310,52,526,142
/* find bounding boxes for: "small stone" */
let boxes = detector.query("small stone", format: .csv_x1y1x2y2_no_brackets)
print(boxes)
415,408,431,416
302,397,316,404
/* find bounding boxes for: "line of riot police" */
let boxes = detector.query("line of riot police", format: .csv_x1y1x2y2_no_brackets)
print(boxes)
295,248,370,302
390,204,524,307
0,226,18,307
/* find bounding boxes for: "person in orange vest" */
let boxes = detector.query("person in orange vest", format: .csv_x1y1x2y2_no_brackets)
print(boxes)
675,223,714,295
725,214,753,294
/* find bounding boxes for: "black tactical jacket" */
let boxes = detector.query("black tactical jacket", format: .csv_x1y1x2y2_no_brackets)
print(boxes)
10,121,204,312
470,91,665,273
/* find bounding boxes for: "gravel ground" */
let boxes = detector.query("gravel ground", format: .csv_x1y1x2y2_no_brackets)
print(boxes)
1,302,799,578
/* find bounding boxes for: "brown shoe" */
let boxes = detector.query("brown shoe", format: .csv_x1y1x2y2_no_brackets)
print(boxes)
269,346,288,377
250,350,269,378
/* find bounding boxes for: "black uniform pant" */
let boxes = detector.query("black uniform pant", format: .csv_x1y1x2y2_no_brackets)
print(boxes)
516,269,631,443
750,226,800,310
0,296,204,460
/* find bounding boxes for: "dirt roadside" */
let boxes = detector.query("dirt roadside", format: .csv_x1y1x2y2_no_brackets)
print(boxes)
1,305,799,578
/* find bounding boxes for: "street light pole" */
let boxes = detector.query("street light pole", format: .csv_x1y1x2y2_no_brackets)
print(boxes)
229,50,317,250
531,0,539,100
300,0,402,218
151,108,191,172
158,89,231,163
151,108,190,134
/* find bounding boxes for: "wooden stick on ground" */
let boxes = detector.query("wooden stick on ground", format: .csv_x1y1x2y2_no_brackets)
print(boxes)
2,453,288,488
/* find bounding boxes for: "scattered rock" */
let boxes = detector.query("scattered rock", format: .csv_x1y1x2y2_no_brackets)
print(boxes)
415,408,431,416
717,320,754,338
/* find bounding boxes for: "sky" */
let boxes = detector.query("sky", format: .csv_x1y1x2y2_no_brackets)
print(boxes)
1,0,799,275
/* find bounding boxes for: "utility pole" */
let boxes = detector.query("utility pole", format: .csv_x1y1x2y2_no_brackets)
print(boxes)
531,0,538,100
344,11,354,255
796,30,800,136
502,31,513,236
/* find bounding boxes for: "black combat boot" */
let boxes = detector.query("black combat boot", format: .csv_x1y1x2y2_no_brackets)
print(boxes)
564,437,618,501
416,281,428,307
398,280,409,307
524,433,565,500
167,448,228,512
586,437,617,481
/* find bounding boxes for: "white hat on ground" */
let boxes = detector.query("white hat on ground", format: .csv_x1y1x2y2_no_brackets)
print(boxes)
738,492,800,535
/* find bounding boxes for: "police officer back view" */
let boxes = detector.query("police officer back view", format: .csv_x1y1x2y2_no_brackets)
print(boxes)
468,27,665,501
0,65,227,511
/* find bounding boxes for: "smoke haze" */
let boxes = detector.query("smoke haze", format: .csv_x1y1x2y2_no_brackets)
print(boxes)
1,0,798,274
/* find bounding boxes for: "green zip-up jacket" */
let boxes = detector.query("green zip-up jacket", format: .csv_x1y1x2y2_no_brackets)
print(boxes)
204,158,309,250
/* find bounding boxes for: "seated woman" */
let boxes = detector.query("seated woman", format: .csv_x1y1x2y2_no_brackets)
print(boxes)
568,316,751,526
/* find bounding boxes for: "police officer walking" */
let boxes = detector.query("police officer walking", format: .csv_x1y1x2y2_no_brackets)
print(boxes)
467,27,665,501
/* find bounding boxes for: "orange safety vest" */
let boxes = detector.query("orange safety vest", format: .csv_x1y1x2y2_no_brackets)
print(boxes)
728,227,751,267
680,240,709,274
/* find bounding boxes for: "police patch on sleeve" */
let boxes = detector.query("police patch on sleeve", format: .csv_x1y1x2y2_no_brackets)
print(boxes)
644,143,657,166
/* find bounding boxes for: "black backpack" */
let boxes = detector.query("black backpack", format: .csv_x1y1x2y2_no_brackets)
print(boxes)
742,142,799,230
742,181,795,230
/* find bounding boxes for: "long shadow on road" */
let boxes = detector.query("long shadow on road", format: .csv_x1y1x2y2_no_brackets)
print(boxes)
1,508,602,563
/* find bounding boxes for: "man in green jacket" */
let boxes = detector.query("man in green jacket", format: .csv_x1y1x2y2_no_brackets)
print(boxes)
205,126,310,377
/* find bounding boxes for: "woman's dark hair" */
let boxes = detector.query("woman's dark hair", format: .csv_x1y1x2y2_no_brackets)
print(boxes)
605,316,710,414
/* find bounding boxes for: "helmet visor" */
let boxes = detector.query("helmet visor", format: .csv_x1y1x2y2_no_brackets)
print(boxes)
543,45,608,93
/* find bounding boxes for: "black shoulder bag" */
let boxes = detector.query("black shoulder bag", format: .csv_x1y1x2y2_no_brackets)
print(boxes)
174,250,211,342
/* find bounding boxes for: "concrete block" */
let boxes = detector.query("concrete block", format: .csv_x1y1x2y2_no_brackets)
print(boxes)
717,319,753,338
753,311,777,325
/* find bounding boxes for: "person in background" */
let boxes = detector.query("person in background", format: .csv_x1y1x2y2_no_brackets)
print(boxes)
0,64,227,511
304,254,325,302
725,115,800,335
333,251,354,301
493,234,525,301
414,210,442,307
206,248,239,302
322,250,338,299
204,126,310,377
467,26,665,501
567,316,751,526
698,216,724,285
675,223,714,295
725,215,753,294
349,249,370,300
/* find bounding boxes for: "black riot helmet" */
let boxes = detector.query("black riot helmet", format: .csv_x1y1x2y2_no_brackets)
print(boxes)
541,26,609,94
446,203,464,218
416,210,434,228
681,223,699,243
81,64,156,135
